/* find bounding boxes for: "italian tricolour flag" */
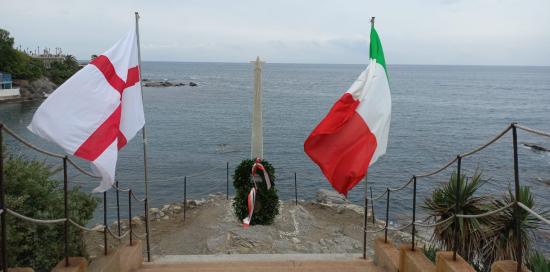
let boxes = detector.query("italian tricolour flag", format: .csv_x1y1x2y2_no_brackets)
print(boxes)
304,25,391,196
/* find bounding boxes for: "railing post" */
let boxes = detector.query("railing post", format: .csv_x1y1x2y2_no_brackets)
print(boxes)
129,190,133,246
183,176,187,221
63,156,69,266
453,156,461,261
363,176,368,260
226,162,229,200
370,187,375,224
0,124,8,271
363,195,368,260
512,123,522,272
103,191,108,256
294,172,298,206
144,198,151,262
411,176,417,251
116,181,121,237
384,188,390,243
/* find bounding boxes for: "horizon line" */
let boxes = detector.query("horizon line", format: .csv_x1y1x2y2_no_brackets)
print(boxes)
77,59,550,68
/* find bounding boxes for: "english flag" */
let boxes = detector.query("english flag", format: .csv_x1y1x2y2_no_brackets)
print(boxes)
28,29,145,193
304,24,391,196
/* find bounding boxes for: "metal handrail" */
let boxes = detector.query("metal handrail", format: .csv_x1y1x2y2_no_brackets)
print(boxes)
0,123,151,269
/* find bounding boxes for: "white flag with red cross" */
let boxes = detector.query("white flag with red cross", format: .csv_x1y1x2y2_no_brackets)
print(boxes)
28,29,145,193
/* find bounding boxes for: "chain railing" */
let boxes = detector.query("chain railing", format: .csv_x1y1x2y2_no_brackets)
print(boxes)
3,121,548,271
363,123,550,272
0,123,152,269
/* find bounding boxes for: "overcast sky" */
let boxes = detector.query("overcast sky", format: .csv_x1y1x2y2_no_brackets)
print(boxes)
1,0,549,65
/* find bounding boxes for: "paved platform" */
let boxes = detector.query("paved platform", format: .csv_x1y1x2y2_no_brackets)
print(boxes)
137,254,387,272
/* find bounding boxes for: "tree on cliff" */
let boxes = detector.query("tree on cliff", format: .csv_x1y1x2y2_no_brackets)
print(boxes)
0,28,44,80
0,28,80,84
1,146,99,271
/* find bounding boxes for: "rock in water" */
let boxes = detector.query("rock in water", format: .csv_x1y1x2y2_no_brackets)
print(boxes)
316,189,349,204
189,82,197,87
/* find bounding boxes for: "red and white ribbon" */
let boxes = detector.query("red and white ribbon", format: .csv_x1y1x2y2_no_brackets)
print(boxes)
251,158,271,189
242,187,256,228
243,158,272,228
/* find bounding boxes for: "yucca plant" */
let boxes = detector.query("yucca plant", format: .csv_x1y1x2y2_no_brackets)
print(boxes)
423,170,490,264
481,186,548,268
527,251,550,272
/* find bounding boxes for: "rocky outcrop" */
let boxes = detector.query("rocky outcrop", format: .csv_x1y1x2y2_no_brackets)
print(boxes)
316,189,349,205
143,80,198,88
16,77,57,99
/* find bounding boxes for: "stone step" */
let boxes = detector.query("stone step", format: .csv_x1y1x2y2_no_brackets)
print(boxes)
136,254,387,272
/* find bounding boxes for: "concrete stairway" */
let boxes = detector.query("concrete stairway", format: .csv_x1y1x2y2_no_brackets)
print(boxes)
135,254,388,272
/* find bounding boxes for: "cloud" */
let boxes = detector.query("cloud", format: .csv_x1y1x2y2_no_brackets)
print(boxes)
1,0,549,65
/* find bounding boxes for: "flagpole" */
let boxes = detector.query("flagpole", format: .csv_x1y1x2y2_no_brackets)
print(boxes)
362,16,376,261
135,11,151,262
363,175,368,260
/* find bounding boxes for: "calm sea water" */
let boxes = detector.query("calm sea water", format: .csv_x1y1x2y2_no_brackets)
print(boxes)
1,62,549,250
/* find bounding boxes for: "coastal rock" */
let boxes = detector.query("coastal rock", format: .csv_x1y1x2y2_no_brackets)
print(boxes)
536,177,550,186
189,81,197,87
187,198,206,207
16,77,57,99
91,224,105,232
143,80,188,88
131,216,143,226
149,207,160,214
316,189,349,204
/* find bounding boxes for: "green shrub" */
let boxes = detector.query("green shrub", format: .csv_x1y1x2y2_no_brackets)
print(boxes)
528,251,550,272
423,170,490,265
1,152,98,271
232,159,279,225
423,244,438,263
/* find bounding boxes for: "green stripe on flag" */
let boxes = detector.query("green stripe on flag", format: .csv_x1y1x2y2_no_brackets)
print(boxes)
369,26,387,73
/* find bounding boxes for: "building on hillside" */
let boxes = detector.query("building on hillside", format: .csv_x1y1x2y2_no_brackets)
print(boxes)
20,47,66,69
0,72,21,102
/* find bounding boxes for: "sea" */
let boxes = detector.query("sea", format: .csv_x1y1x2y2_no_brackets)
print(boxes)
1,62,549,252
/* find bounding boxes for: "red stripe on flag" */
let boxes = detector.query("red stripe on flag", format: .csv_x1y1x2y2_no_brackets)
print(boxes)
75,56,140,160
117,131,127,150
90,56,126,94
75,105,122,161
125,66,140,89
304,93,377,196
90,55,140,95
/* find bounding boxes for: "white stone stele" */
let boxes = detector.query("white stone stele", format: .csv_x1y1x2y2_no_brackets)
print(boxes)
250,56,265,159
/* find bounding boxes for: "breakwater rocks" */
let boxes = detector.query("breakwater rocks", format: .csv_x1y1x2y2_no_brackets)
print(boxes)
143,79,198,88
85,191,418,259
13,77,57,100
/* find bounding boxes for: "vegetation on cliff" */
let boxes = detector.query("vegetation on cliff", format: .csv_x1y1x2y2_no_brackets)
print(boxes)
1,146,98,271
0,28,80,85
